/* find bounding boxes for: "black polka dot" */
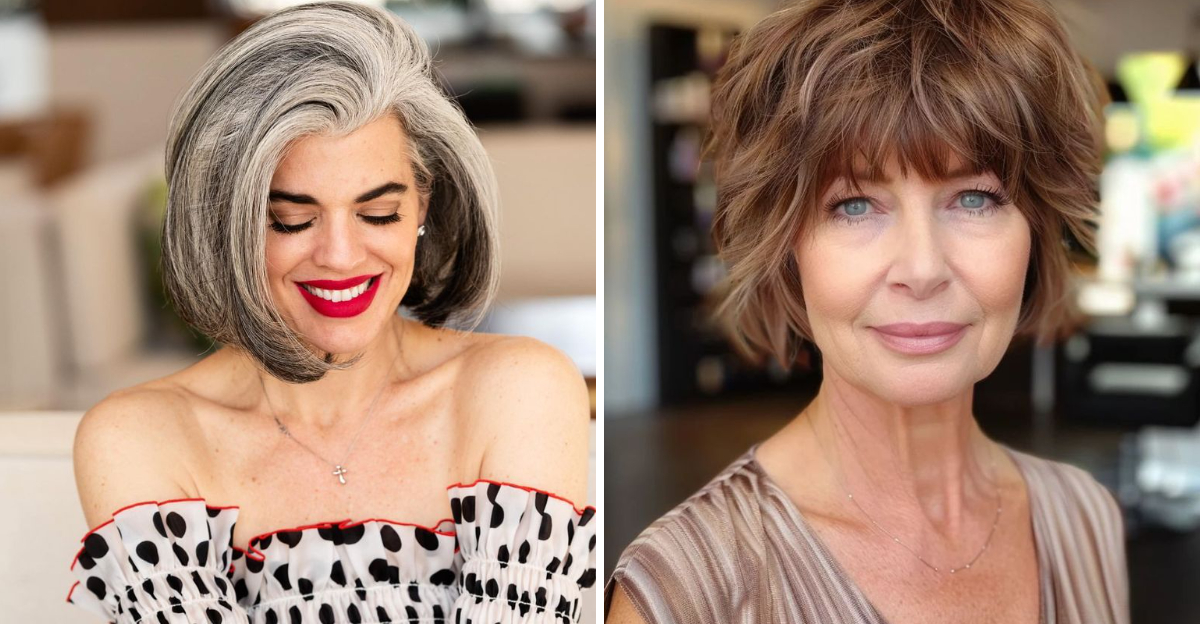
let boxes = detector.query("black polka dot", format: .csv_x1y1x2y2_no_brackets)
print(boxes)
84,533,109,559
166,512,187,538
589,534,596,551
497,545,510,565
173,543,190,566
207,507,222,518
157,612,170,624
432,604,444,621
152,512,167,538
278,531,302,547
214,576,227,594
563,552,574,574
330,560,346,586
142,578,156,598
206,608,223,623
368,558,390,582
166,574,184,593
346,603,362,623
485,579,499,598
461,496,476,522
534,492,549,513
234,579,248,601
317,526,342,545
547,556,561,573
288,605,302,624
376,605,392,622
86,577,106,600
429,568,451,588
579,567,596,587
579,507,595,526
192,570,210,595
567,520,575,542
538,514,553,540
129,606,141,621
298,577,313,600
196,540,210,564
76,552,96,570
246,555,264,574
319,603,335,624
486,483,501,502
380,525,402,552
450,497,462,523
405,605,419,623
489,505,505,529
258,535,274,549
414,528,440,551
264,608,278,624
408,584,421,602
342,524,365,545
518,541,531,564
273,564,292,590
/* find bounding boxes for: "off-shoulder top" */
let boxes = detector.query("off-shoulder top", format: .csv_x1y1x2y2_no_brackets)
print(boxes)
67,480,597,623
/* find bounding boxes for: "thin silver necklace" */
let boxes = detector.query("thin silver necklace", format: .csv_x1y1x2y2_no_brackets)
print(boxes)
807,415,1004,574
258,322,404,485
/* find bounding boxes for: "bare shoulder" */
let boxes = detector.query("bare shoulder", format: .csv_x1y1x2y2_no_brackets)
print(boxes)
454,334,590,505
73,382,199,529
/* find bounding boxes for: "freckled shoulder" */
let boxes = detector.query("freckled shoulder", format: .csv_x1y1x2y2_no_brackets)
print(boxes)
452,334,591,504
73,383,201,529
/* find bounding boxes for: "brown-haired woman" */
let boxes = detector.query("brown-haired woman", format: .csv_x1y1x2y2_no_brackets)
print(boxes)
606,0,1127,622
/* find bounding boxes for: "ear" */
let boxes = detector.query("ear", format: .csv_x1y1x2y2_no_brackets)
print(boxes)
416,191,429,227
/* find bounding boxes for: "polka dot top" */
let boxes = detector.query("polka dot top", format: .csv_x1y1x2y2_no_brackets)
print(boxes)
66,480,597,623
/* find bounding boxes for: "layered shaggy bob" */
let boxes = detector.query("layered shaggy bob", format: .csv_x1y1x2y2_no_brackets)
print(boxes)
707,0,1110,367
162,1,499,383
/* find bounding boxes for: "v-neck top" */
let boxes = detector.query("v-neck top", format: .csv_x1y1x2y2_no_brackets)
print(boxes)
68,480,597,623
605,444,1128,624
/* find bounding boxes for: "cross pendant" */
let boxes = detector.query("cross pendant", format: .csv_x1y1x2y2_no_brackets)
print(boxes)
332,465,348,485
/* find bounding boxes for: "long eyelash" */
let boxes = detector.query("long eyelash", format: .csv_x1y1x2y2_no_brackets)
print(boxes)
361,213,401,225
269,219,313,234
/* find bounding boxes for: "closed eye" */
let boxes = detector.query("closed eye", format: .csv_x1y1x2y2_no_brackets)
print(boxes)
268,212,402,234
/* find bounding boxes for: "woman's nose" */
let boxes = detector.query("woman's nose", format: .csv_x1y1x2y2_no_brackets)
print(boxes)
888,209,951,300
312,213,368,271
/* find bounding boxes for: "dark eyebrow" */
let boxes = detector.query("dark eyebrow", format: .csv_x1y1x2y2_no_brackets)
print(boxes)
268,181,408,205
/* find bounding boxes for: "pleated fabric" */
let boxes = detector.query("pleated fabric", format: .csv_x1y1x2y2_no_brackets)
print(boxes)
606,444,1129,624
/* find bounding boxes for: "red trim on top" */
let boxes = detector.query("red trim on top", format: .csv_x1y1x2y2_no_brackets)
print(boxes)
66,580,78,603
241,517,456,562
70,499,239,572
446,478,596,516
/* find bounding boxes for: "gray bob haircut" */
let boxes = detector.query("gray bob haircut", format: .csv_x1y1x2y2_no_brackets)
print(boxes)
161,1,500,383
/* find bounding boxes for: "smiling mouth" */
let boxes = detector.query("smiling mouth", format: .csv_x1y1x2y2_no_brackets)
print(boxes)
299,276,379,303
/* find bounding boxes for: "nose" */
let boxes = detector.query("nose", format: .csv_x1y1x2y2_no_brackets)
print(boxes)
887,207,951,300
311,212,368,272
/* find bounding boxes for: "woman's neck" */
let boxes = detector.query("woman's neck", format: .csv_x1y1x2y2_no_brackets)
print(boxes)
804,364,999,540
246,315,413,431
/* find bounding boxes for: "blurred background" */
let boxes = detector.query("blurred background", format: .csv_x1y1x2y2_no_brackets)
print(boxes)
605,0,1200,621
0,0,595,620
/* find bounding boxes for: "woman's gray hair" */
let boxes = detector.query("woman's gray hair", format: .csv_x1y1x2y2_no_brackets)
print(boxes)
161,1,500,383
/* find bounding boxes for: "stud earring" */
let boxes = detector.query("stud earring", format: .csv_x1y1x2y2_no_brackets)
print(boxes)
417,225,426,237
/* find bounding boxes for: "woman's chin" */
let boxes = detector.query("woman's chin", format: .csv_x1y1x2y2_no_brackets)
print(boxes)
857,371,977,407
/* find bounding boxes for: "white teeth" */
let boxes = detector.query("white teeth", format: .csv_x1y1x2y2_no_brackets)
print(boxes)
303,278,373,302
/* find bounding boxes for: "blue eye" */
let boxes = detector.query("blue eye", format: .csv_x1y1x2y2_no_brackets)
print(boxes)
842,199,870,216
959,192,987,209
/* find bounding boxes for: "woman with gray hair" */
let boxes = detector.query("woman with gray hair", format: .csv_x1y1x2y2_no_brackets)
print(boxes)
66,3,595,623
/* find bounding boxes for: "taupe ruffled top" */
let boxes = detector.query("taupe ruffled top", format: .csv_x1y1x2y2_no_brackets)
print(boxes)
606,444,1129,624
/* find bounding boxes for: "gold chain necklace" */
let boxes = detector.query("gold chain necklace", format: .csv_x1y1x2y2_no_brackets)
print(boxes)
806,415,1004,574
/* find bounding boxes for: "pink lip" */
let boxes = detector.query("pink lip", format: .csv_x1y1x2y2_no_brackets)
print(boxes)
296,274,381,318
870,322,968,355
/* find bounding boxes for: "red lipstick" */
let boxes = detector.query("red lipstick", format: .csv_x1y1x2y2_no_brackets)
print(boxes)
296,274,381,318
